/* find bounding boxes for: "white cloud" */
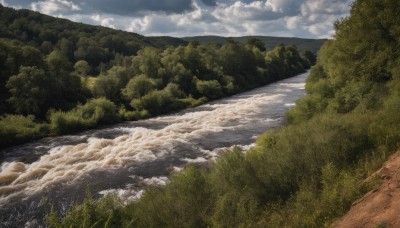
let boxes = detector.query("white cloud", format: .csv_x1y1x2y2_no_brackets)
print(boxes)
31,0,81,15
309,23,330,36
301,0,350,18
213,1,277,21
91,14,116,29
266,0,299,13
286,16,302,30
1,0,25,9
126,1,224,36
9,0,351,38
89,0,347,38
294,0,351,37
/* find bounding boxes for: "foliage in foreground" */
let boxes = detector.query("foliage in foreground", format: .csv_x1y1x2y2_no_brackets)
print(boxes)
48,0,400,227
47,110,399,228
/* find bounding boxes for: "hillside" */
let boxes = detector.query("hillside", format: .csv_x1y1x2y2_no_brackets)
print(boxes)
0,4,323,70
0,5,187,69
0,5,187,49
333,151,400,228
182,35,326,53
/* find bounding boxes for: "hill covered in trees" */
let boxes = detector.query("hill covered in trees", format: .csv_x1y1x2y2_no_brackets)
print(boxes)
47,0,400,227
0,5,315,148
0,5,187,74
182,35,326,54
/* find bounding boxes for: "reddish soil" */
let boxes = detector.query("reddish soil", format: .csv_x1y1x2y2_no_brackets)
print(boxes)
333,152,400,228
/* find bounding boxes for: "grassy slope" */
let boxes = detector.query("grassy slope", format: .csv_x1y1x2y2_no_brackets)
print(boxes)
48,0,400,227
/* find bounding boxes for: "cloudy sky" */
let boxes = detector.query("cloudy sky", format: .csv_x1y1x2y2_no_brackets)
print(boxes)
1,0,352,38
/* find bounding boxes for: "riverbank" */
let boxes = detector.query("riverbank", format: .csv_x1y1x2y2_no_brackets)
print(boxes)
47,0,400,225
46,105,400,227
1,34,315,150
0,67,309,150
0,72,309,227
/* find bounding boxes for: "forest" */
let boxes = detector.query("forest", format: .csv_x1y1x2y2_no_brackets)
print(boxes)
183,35,326,54
0,5,315,148
45,0,400,227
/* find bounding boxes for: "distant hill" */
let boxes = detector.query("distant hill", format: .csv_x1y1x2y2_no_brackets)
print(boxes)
182,35,326,53
0,5,187,56
0,5,324,58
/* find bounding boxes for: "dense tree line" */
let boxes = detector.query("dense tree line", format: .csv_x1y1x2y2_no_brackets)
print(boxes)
0,5,314,148
0,5,185,74
47,0,400,227
183,35,326,54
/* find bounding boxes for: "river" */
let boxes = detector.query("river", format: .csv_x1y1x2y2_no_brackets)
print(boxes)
0,71,308,227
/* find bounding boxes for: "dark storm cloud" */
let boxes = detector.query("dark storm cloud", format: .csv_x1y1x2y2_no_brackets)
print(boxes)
7,0,32,5
2,0,32,7
79,0,194,15
5,0,195,15
200,0,217,6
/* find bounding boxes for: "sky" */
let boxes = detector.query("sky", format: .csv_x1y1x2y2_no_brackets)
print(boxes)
1,0,352,38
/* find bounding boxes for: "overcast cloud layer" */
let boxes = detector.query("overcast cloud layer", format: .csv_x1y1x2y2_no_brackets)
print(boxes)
2,0,352,38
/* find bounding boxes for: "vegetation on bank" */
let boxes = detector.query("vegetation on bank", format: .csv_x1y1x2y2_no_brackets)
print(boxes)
0,5,315,148
47,0,400,227
182,35,326,54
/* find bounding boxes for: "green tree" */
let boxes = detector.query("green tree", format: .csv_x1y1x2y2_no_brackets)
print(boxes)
246,38,266,52
46,50,84,110
196,79,223,99
122,74,156,100
59,38,74,60
91,74,120,102
46,50,72,75
73,60,90,77
132,47,161,78
6,66,49,115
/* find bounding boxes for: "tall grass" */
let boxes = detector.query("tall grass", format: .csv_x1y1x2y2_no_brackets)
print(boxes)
48,108,400,227
0,115,48,148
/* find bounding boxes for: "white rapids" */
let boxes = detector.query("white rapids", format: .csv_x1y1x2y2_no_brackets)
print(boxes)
0,72,308,226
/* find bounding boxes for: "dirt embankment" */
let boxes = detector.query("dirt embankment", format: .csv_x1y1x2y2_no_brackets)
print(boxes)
333,152,400,228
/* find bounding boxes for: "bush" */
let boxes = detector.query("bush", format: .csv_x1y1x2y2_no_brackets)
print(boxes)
77,98,120,124
50,98,119,134
118,106,149,121
0,115,49,147
195,80,224,100
122,74,156,100
130,89,186,115
47,193,136,228
135,166,211,227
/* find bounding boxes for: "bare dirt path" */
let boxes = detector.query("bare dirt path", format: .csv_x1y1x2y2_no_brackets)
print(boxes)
333,151,400,228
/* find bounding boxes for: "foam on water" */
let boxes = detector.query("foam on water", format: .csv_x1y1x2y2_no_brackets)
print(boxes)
98,175,169,202
279,82,306,89
182,157,208,163
0,72,308,206
99,188,144,202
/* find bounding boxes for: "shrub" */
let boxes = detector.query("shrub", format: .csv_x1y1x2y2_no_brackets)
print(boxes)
47,194,135,228
130,89,186,115
0,115,48,147
118,106,149,121
50,98,119,134
195,80,224,100
134,166,211,227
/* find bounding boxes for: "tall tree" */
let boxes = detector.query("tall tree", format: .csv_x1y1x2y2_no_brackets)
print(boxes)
6,66,49,115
